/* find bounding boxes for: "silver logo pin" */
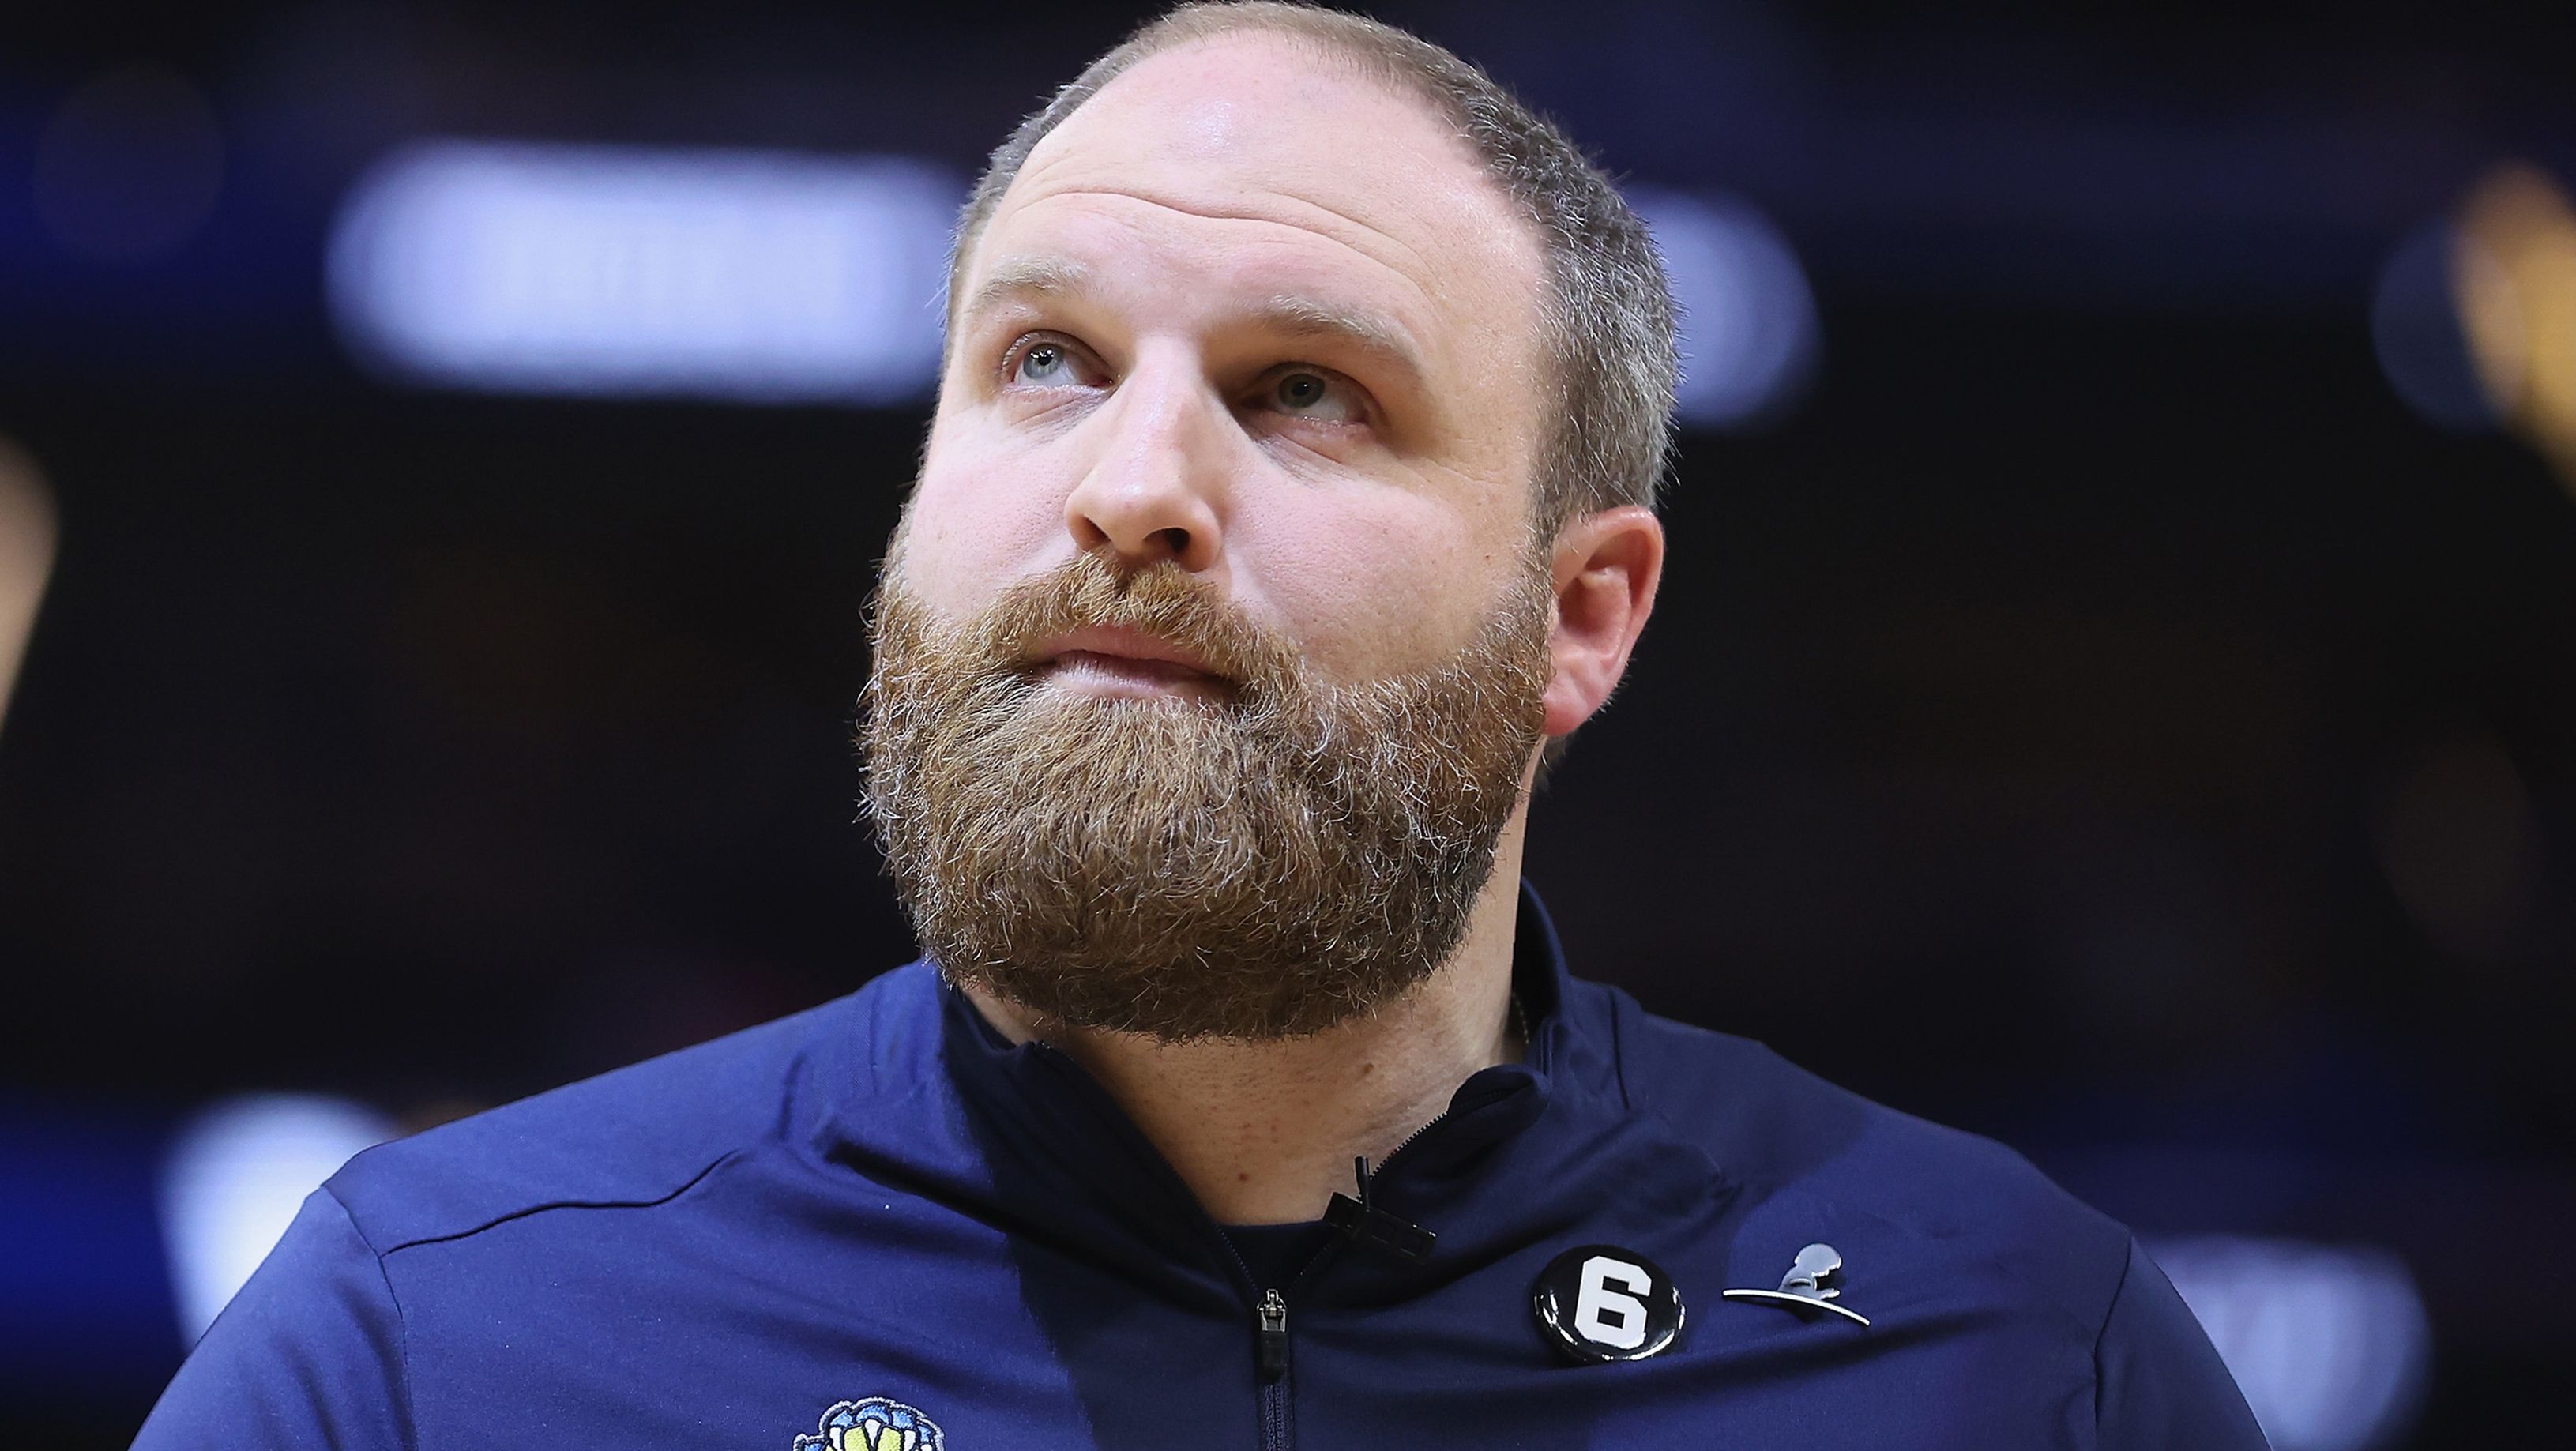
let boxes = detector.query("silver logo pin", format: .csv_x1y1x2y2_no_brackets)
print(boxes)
1720,1242,1871,1327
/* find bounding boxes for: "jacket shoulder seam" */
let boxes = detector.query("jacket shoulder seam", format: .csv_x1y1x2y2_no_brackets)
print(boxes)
1604,984,1638,1113
323,1183,419,1451
2089,1231,2139,1445
372,1146,747,1256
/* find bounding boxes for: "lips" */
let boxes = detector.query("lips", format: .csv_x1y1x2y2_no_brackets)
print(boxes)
1030,625,1228,698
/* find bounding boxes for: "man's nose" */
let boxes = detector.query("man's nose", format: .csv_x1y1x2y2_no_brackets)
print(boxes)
1062,362,1228,574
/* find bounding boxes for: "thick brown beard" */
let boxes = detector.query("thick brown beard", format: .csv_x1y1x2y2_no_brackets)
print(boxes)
859,541,1552,1042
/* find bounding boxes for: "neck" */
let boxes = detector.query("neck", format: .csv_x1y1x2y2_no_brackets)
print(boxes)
961,814,1531,1225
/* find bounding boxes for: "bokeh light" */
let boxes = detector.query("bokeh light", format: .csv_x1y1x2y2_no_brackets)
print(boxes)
0,441,56,738
1631,186,1820,430
2455,165,2576,490
157,1096,393,1344
327,142,959,404
2157,1236,2432,1451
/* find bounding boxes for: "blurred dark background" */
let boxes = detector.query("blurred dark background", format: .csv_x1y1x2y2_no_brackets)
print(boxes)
5,2,2574,1446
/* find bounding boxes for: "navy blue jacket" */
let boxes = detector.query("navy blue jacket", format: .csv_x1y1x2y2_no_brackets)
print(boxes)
135,890,2266,1449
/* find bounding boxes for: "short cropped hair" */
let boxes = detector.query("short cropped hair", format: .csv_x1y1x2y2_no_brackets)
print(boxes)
945,1,1679,532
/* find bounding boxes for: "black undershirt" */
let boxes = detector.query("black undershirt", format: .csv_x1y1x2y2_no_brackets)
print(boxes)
1220,1220,1334,1292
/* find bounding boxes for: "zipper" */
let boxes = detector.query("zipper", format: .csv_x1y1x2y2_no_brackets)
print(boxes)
1364,1058,1533,1185
1209,1175,1317,1451
1021,1039,1514,1451
1374,1107,1452,1173
1257,1288,1292,1449
1258,1288,1291,1378
1240,1116,1460,1450
1026,1043,1314,1449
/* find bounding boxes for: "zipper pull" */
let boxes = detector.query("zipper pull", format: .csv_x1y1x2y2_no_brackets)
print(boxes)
1257,1288,1291,1381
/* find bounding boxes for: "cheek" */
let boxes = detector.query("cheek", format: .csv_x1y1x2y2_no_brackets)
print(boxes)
899,425,1077,618
1236,496,1504,680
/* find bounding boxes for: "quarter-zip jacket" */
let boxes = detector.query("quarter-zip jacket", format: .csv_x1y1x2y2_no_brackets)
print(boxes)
135,887,2266,1449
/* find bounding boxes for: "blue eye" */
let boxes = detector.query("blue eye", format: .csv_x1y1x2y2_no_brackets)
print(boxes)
1014,340,1077,385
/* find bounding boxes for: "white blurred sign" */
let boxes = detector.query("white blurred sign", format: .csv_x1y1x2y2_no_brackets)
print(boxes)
329,141,960,404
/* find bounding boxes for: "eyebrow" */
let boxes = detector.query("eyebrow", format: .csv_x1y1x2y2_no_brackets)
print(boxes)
958,256,1096,327
959,255,1431,394
1248,293,1428,393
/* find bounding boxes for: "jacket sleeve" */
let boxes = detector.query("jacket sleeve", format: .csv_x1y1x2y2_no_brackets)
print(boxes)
133,1188,412,1451
2095,1235,2270,1450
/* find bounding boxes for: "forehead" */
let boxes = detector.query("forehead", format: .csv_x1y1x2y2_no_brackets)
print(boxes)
965,33,1546,396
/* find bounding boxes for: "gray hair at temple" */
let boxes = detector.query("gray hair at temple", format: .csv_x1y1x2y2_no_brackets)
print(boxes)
942,0,1680,532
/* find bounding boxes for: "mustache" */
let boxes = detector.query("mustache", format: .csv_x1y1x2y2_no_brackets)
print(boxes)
969,551,1306,700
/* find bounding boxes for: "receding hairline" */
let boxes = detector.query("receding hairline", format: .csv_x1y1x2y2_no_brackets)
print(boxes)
943,17,1536,335
942,0,1679,550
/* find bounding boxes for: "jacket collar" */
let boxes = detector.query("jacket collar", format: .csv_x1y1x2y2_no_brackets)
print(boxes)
818,882,1707,1310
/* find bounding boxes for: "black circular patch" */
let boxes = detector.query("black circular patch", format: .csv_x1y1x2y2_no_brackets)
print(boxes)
1532,1245,1685,1363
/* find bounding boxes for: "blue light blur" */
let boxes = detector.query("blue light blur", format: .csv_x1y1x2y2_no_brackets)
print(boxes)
160,1095,393,1344
326,142,962,404
2153,1235,2431,1451
2371,219,2501,432
1628,187,1819,430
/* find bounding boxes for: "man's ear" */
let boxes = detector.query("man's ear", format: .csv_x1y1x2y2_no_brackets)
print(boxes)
1541,505,1664,739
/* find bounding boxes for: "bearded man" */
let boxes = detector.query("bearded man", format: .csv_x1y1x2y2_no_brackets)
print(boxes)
137,5,2267,1448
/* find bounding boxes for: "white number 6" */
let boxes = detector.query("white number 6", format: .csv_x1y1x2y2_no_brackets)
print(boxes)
1573,1254,1653,1349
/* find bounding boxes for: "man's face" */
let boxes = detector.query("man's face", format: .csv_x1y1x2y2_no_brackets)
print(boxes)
905,33,1551,681
864,36,1558,1039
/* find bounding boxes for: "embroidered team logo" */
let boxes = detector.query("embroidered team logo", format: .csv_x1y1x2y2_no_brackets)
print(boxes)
794,1398,945,1451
